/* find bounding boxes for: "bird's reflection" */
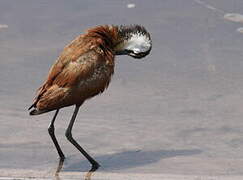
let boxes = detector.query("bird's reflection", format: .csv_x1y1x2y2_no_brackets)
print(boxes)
54,159,99,180
55,158,65,176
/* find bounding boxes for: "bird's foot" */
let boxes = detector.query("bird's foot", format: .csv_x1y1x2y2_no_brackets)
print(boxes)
85,163,99,180
91,161,100,171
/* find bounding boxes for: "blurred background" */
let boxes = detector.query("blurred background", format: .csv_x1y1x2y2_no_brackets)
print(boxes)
1,0,243,177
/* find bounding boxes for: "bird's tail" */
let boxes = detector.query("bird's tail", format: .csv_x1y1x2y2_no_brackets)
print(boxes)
28,103,35,111
29,109,42,115
29,108,49,115
28,104,48,115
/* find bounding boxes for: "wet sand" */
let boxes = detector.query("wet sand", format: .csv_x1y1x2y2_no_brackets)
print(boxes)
1,0,243,179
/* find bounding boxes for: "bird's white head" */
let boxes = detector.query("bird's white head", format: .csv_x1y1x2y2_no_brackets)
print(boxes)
115,25,152,59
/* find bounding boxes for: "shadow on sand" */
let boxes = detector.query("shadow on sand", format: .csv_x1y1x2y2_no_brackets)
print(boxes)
62,148,202,172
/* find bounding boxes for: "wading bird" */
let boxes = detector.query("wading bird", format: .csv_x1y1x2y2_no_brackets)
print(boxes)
28,24,152,170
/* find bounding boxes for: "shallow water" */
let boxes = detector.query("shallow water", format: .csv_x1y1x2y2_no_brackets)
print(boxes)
1,0,243,179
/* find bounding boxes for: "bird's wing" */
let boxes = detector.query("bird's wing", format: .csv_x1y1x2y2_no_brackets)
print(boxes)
46,36,102,87
49,47,102,87
29,36,107,109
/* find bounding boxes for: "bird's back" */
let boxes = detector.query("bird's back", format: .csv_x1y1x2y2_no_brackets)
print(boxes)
29,26,117,114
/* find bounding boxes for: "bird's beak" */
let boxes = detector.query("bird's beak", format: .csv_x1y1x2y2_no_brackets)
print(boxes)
115,50,128,55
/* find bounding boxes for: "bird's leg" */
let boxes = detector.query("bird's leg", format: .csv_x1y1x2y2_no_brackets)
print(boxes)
65,105,100,169
48,109,65,161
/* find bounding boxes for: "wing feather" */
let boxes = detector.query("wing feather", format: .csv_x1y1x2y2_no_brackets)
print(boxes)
30,36,105,109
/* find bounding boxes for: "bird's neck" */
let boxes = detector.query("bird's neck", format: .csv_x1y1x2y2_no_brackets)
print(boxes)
86,25,151,56
86,25,121,52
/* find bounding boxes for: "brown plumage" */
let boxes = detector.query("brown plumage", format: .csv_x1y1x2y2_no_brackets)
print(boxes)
29,25,118,114
29,24,152,172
